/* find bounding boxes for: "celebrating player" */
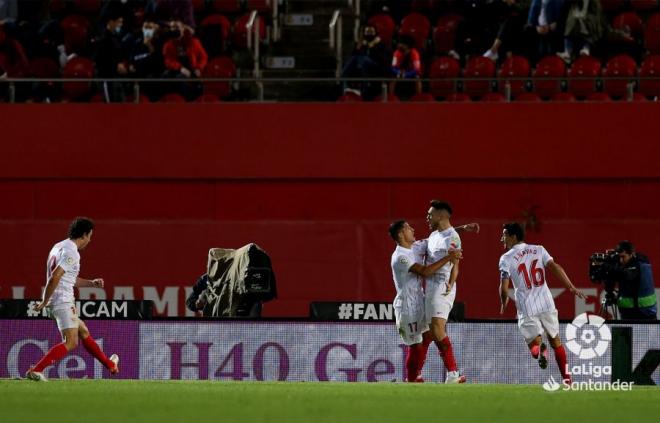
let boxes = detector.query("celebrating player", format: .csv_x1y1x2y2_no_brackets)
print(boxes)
26,217,119,381
389,220,461,382
425,200,466,383
498,222,586,384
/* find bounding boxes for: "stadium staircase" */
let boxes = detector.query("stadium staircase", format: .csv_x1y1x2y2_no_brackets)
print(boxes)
260,0,356,100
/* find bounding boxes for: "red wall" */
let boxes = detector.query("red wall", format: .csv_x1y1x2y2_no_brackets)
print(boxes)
1,104,659,318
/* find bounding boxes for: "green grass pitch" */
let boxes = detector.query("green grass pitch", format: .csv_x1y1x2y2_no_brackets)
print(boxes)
1,380,659,423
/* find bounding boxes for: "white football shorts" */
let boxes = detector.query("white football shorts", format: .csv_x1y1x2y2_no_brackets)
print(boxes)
425,281,456,323
394,295,428,346
47,303,80,332
518,309,559,344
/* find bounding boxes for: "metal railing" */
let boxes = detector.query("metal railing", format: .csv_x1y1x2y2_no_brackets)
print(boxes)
348,0,361,43
1,76,657,103
329,10,343,78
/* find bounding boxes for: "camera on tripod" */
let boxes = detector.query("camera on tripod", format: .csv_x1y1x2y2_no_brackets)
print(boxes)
589,249,620,319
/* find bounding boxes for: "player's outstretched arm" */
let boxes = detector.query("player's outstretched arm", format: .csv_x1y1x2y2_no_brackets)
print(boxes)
75,277,104,288
499,277,510,314
455,223,480,234
546,260,586,299
409,249,462,277
35,267,65,311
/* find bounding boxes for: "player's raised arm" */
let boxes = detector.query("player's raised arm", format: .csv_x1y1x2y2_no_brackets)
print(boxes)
409,249,462,277
455,223,480,234
35,266,65,312
75,277,104,288
546,260,586,299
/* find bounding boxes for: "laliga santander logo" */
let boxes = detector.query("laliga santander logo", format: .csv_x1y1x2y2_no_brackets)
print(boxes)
565,313,611,359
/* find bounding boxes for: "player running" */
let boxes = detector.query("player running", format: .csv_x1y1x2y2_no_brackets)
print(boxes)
425,200,467,383
26,217,119,381
389,220,461,382
498,222,585,384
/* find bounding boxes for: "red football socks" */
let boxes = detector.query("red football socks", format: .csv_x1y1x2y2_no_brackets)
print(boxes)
32,343,68,372
553,345,570,382
82,335,114,370
436,336,458,372
405,345,420,381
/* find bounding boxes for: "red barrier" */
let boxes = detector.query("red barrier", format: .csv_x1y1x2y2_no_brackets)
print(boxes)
1,104,659,318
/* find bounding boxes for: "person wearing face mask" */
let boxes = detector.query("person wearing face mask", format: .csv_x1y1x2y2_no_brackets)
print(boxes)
128,18,163,78
94,7,129,102
163,20,207,79
340,25,391,100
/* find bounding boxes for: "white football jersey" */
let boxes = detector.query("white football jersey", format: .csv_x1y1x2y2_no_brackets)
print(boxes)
426,227,461,287
46,239,80,306
499,243,556,319
391,241,426,315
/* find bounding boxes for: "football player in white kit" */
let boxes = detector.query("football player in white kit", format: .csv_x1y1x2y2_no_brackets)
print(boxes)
26,217,119,381
425,200,467,383
389,220,461,382
498,222,585,384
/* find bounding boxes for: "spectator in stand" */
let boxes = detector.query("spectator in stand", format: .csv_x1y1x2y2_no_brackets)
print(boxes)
527,0,565,59
128,17,164,100
390,34,422,97
0,0,17,26
341,25,391,100
482,0,532,62
557,0,605,62
148,0,195,29
162,20,207,99
94,7,129,102
163,20,207,78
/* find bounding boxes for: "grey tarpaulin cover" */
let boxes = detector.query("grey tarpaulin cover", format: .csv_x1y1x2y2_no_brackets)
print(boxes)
203,243,276,317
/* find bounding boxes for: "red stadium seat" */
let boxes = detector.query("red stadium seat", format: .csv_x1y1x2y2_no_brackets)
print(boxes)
481,92,506,102
551,92,576,102
567,56,601,98
463,56,496,98
603,54,637,98
586,92,612,101
400,12,431,51
612,12,643,39
233,13,267,49
49,0,66,14
73,0,101,14
498,55,530,96
533,55,566,98
29,57,60,78
196,93,222,102
211,0,241,13
202,56,236,98
367,14,396,47
515,92,542,102
429,56,460,98
62,57,94,100
160,93,187,103
410,93,435,102
60,15,91,52
645,13,660,54
639,55,660,97
126,94,151,103
201,14,232,42
631,0,657,12
246,0,273,12
631,92,649,101
446,93,471,102
433,14,463,54
337,92,363,102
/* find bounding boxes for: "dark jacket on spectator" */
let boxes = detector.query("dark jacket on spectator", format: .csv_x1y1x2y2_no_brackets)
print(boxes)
528,0,565,27
94,28,125,78
129,36,164,77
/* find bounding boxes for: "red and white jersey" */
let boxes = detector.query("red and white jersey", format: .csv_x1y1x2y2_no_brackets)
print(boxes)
391,241,426,315
46,239,80,306
498,243,556,319
426,227,461,287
